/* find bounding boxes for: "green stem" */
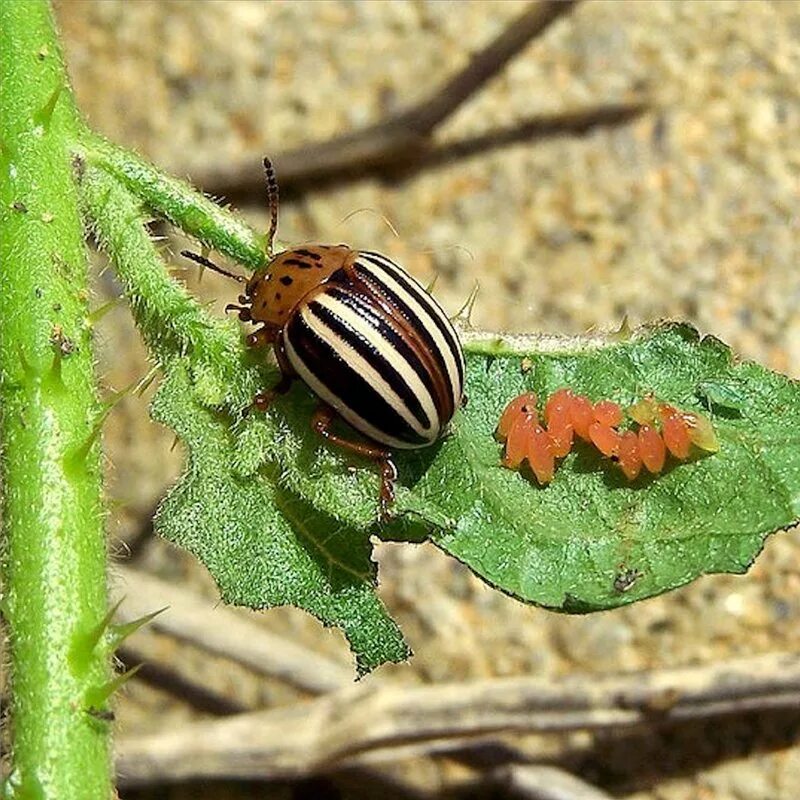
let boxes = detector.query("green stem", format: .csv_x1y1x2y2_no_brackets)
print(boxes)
79,165,262,415
82,134,267,271
0,2,111,799
80,164,238,368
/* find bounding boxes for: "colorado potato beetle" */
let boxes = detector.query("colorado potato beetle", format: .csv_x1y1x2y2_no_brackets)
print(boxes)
183,159,465,516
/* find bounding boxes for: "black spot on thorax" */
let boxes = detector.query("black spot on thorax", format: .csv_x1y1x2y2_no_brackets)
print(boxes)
294,249,322,261
283,258,313,269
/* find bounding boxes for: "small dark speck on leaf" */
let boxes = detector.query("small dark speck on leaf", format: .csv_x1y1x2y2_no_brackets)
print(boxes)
72,153,86,182
614,568,642,593
50,324,75,357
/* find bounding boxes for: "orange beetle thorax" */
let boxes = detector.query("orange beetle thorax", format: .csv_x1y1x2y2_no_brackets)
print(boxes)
245,244,353,327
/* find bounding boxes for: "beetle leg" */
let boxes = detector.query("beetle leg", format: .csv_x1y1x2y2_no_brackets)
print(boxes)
225,303,252,322
246,325,278,349
251,336,296,412
311,404,397,520
252,377,293,412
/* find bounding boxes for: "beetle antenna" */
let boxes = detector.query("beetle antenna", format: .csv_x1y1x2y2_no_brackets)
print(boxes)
263,156,279,255
180,250,245,283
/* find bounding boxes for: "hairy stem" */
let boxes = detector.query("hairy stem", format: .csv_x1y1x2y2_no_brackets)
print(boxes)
80,165,238,366
82,134,267,271
79,165,260,415
0,1,111,798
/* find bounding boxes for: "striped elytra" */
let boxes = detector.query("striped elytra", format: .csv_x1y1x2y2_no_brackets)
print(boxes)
183,157,465,517
282,249,464,450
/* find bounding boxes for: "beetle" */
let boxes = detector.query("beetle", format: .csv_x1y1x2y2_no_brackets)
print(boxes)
183,158,465,516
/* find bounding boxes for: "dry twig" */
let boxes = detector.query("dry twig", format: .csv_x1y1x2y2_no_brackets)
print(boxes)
491,764,615,800
116,651,800,787
113,565,351,695
193,1,637,198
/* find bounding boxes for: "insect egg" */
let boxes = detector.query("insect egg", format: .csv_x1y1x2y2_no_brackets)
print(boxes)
593,400,623,428
503,412,539,469
659,405,691,459
548,419,573,458
496,392,538,440
638,424,666,474
617,430,642,481
588,421,622,458
527,424,555,484
628,396,658,426
569,394,595,441
544,388,572,426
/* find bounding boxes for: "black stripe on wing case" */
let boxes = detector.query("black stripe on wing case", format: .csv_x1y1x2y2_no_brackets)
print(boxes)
359,251,465,390
322,286,441,424
306,296,433,432
352,259,458,403
286,313,430,446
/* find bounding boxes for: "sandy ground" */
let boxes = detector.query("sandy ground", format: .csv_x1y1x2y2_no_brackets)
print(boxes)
45,1,800,798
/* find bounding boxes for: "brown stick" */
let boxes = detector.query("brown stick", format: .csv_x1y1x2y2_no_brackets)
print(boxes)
394,1,580,135
195,1,586,197
491,764,616,800
116,651,800,786
112,565,352,695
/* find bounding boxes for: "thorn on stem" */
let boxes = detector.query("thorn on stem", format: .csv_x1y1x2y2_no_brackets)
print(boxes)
62,407,108,476
452,281,480,327
86,297,124,326
84,664,143,709
70,598,125,673
33,83,63,129
17,344,39,380
107,606,168,653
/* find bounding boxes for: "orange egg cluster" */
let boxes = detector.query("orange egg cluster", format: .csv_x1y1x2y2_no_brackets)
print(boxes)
496,389,719,485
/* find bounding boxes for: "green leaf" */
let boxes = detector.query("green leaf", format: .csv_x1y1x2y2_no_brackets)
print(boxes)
233,322,800,608
151,362,409,675
153,321,800,669
420,323,800,612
